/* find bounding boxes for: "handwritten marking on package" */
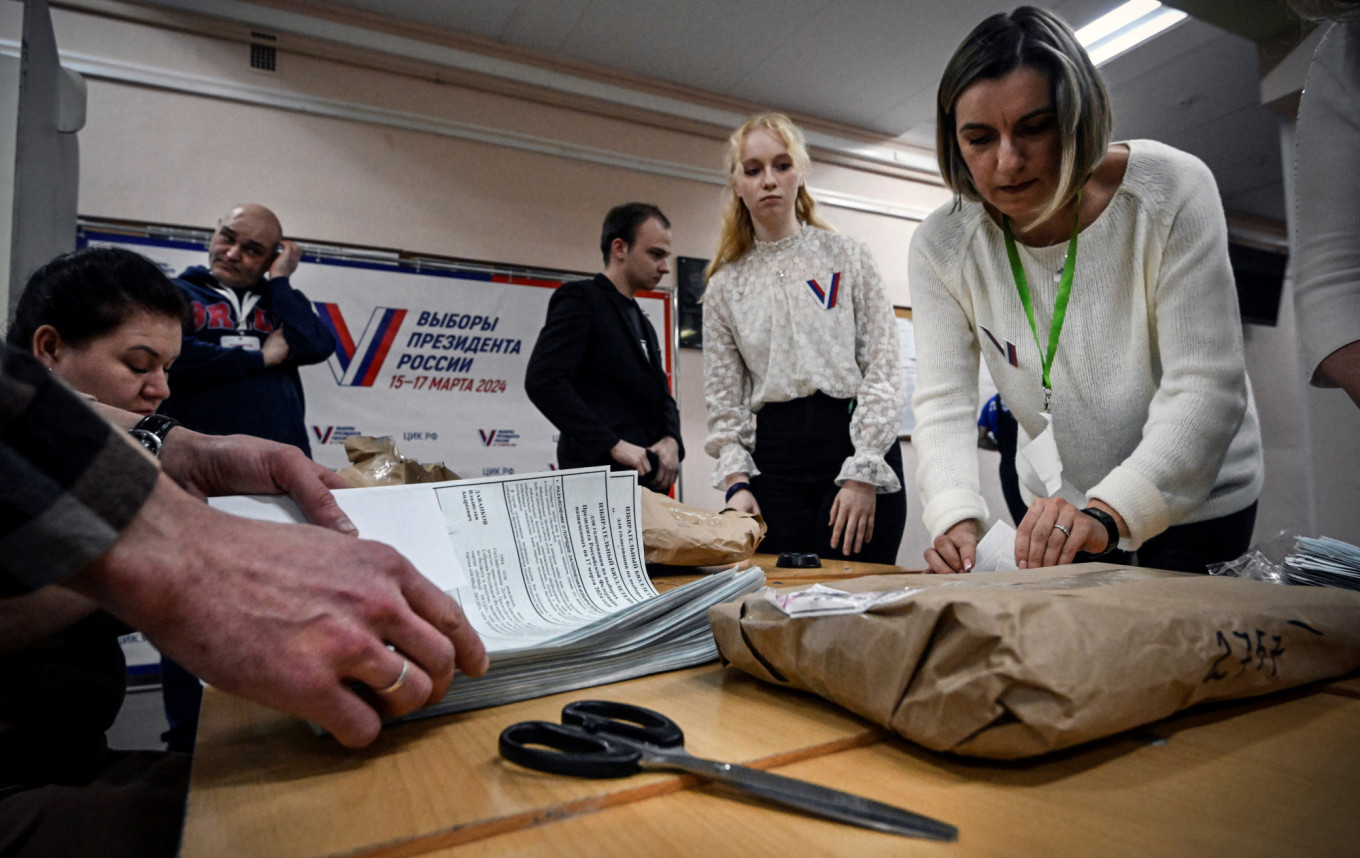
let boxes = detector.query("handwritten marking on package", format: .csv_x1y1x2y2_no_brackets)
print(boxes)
1203,628,1287,682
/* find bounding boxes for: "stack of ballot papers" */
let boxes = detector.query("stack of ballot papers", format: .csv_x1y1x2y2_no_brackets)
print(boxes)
1285,536,1360,592
211,466,764,723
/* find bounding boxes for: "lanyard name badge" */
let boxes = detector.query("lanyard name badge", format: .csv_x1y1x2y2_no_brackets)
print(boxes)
1003,192,1080,498
213,284,264,351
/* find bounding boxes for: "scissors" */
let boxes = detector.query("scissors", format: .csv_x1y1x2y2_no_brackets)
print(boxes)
498,700,957,841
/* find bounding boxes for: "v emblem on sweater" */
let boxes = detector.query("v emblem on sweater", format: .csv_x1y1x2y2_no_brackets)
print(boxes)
979,324,1019,367
805,272,840,310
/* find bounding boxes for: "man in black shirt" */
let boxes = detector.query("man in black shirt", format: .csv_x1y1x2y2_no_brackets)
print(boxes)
525,203,683,491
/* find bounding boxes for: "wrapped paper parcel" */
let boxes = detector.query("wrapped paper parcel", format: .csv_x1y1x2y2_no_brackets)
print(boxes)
709,565,1360,759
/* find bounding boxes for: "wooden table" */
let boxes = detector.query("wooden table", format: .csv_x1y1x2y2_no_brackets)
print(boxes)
181,559,1360,857
649,552,906,592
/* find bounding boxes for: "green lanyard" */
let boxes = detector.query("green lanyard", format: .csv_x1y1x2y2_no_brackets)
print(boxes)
1002,192,1081,412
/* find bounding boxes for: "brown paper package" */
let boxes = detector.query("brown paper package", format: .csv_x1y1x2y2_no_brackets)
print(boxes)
334,435,459,487
709,565,1360,759
640,489,766,566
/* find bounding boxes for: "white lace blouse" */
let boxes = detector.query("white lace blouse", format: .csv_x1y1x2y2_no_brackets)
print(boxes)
702,226,906,492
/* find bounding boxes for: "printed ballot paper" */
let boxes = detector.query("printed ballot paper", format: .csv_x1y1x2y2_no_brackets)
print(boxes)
211,467,763,720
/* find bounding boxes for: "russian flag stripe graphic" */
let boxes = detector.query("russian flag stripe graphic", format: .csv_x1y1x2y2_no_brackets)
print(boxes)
314,303,407,387
316,302,357,372
354,308,406,387
805,273,840,309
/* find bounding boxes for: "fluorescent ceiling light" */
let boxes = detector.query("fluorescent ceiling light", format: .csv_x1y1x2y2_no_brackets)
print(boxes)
1076,0,1188,66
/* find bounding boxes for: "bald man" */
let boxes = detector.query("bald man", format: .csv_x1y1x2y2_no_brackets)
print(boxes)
162,204,335,457
158,205,337,749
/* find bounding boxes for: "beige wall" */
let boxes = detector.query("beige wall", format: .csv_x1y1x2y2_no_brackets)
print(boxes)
29,3,947,299
16,2,1352,568
23,3,960,564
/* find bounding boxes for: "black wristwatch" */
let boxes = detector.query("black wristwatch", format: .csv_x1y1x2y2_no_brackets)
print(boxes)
129,414,179,458
1080,507,1120,556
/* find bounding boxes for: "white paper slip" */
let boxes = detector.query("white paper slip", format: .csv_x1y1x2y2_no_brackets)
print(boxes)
1015,411,1064,498
209,486,469,591
974,519,1020,573
764,583,924,617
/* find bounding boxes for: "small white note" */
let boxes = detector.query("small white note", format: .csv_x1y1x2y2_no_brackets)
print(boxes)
210,486,468,591
974,519,1020,573
1015,411,1064,498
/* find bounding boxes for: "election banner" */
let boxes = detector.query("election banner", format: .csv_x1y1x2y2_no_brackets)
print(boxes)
80,222,675,479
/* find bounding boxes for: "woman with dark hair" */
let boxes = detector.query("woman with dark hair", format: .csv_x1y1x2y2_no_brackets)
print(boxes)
10,246,209,754
7,245,186,413
703,113,907,563
1,246,190,857
910,7,1263,574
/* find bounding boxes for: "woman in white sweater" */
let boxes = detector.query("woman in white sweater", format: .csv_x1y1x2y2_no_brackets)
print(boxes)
910,7,1263,574
703,113,907,563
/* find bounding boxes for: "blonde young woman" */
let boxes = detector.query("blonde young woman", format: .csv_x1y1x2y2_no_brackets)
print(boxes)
703,114,907,563
910,7,1263,575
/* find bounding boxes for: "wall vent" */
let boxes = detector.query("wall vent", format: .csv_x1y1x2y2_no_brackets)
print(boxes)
250,31,278,72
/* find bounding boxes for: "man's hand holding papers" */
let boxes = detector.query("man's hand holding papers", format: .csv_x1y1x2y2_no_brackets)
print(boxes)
212,466,764,727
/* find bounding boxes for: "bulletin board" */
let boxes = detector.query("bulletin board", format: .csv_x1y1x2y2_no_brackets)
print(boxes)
78,218,677,478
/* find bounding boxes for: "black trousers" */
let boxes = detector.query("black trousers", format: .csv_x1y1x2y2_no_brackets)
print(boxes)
750,394,907,565
0,613,189,856
994,402,1028,526
993,401,1257,574
1096,501,1258,575
160,657,202,753
0,750,189,857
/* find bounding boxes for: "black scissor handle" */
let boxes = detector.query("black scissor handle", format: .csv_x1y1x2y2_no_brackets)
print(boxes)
499,721,643,779
562,700,684,748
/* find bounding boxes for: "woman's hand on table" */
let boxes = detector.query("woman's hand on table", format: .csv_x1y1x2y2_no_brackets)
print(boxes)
829,480,876,555
1015,497,1112,569
925,519,980,573
724,474,760,515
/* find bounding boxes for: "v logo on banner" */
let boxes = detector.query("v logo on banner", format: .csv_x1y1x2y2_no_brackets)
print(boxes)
806,273,840,310
314,302,407,387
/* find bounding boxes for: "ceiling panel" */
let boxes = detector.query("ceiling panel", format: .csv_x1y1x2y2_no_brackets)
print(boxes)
151,0,1292,223
1109,27,1265,137
492,0,597,52
1094,16,1222,89
1157,103,1285,222
544,0,832,96
325,0,529,38
728,0,1000,131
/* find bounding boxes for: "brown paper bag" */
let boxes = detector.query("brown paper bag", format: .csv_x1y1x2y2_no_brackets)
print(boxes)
709,565,1360,759
335,436,459,487
640,489,766,566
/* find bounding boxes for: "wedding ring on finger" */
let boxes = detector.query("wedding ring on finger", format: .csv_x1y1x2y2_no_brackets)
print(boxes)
377,657,411,695
1053,523,1071,538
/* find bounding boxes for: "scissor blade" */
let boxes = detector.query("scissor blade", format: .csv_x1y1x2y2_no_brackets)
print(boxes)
640,750,957,842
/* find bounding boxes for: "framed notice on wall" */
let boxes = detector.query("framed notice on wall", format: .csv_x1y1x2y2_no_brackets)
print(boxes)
79,218,676,480
896,305,997,443
895,307,915,439
676,255,707,349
